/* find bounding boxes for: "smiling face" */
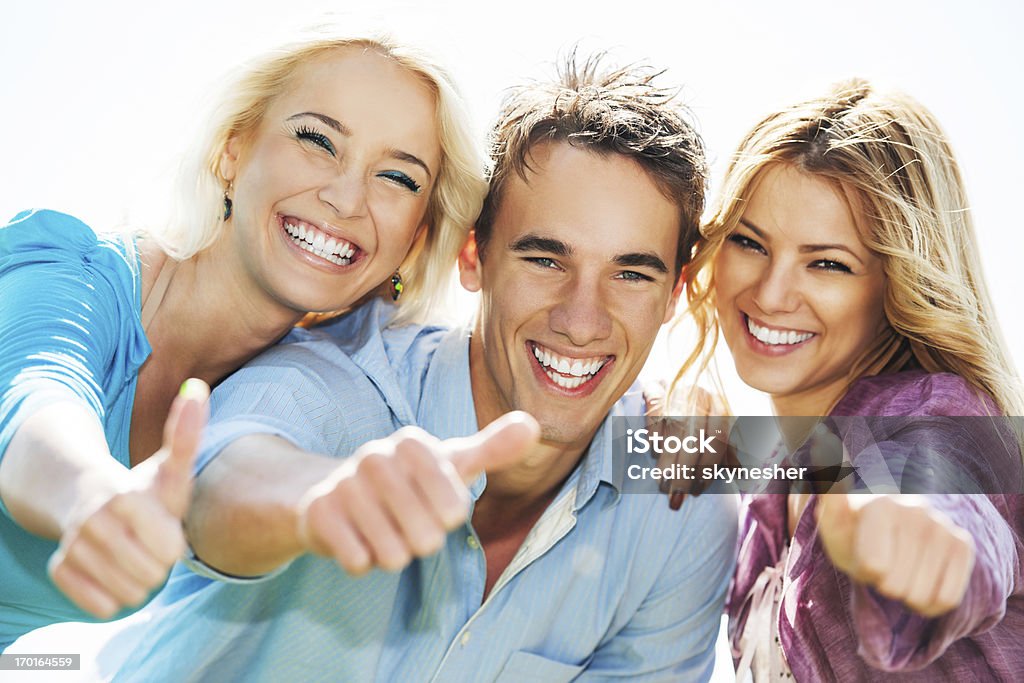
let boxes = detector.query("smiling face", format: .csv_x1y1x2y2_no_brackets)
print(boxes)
714,163,889,416
460,142,682,449
218,47,441,314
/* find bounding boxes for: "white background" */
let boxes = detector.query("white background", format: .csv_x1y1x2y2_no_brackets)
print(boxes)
3,0,1022,416
1,1,1021,677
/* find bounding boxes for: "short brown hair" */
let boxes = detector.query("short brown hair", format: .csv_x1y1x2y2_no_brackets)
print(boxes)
475,53,707,277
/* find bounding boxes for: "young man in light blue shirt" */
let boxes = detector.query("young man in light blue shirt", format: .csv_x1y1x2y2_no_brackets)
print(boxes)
114,57,737,682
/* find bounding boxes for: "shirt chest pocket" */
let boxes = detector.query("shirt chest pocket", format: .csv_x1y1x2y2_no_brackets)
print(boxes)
494,650,585,682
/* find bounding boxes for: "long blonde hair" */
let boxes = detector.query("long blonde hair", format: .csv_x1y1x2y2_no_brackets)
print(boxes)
675,78,1024,421
152,32,485,325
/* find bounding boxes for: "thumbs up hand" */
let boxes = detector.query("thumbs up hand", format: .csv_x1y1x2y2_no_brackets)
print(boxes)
296,412,540,576
816,493,976,618
48,379,210,618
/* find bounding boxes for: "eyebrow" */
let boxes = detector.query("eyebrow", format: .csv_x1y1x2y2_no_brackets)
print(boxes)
738,218,865,265
386,148,433,180
614,252,669,274
288,111,349,134
509,233,668,273
287,112,433,180
509,234,572,256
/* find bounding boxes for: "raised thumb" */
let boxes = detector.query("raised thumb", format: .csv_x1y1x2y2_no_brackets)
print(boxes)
448,411,540,484
155,378,210,513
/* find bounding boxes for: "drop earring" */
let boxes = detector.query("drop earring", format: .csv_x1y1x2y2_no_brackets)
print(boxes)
223,182,233,221
390,270,404,301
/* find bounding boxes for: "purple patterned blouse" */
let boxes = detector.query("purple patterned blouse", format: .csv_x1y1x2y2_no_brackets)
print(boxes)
728,371,1024,681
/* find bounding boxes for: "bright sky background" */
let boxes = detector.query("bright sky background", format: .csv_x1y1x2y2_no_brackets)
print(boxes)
1,1,1020,675
3,0,1021,418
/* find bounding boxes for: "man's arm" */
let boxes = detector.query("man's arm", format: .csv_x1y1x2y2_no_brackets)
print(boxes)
185,434,337,577
185,415,541,578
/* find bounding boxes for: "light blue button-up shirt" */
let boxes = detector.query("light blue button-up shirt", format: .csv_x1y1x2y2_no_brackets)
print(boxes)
114,301,737,682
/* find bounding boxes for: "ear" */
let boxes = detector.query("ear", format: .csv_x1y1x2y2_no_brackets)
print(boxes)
458,230,483,293
662,267,685,324
219,135,243,183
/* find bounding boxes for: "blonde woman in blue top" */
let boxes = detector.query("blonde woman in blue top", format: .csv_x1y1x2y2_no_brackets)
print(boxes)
0,33,484,647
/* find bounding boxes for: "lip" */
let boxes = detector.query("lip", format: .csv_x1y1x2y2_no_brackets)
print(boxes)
526,340,615,398
740,312,816,356
276,213,366,273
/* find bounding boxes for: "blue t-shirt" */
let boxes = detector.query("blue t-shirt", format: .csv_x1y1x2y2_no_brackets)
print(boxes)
0,209,151,647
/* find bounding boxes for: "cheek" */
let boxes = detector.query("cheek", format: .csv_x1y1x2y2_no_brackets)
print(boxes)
481,268,556,333
819,284,887,345
370,194,429,247
610,290,666,333
712,250,753,304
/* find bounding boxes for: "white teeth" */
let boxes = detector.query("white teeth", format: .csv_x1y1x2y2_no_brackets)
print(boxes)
531,343,608,388
545,370,585,389
746,317,813,346
283,219,358,265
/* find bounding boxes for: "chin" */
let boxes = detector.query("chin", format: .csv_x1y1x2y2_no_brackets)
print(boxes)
734,365,801,398
537,405,608,445
539,423,589,447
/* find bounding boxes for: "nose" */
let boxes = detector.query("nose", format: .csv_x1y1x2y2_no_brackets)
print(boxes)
318,167,369,220
751,259,801,314
549,274,613,347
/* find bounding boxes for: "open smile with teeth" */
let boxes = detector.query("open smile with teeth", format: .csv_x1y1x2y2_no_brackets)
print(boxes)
531,342,610,389
282,216,360,266
746,315,815,346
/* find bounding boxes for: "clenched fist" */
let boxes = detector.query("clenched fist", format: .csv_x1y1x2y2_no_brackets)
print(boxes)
816,494,976,618
296,411,540,575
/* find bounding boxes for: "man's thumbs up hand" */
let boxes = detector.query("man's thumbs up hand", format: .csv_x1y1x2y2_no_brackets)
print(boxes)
297,412,540,576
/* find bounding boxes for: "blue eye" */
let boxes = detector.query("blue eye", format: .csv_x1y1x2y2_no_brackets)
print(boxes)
294,125,336,156
728,233,766,254
378,170,422,194
525,256,560,270
616,270,654,282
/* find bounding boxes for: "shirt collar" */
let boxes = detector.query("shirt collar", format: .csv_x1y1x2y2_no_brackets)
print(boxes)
414,327,643,508
417,326,486,499
571,383,645,511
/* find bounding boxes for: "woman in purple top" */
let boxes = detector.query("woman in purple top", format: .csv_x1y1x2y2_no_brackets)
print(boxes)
674,79,1024,679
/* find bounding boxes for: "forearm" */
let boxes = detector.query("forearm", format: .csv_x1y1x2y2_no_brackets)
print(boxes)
0,400,128,539
185,433,337,577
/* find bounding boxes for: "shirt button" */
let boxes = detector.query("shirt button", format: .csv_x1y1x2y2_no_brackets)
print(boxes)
460,631,472,647
466,535,480,550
